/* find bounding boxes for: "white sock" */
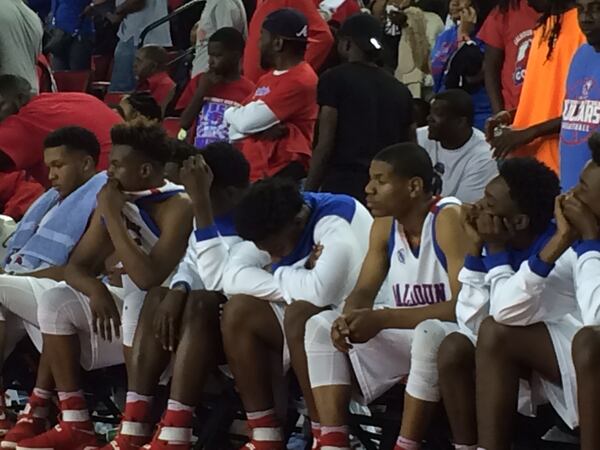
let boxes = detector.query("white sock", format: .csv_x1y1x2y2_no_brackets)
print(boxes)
396,436,420,450
57,390,84,401
33,387,52,399
167,399,194,412
126,391,153,403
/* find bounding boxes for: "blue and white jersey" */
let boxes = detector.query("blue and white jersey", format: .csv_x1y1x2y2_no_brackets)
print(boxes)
456,223,557,340
224,192,373,307
171,213,241,293
387,197,460,308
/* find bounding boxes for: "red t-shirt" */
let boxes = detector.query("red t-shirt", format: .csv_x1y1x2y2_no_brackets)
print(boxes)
477,1,539,111
138,71,176,108
176,74,255,148
240,62,318,181
0,93,122,187
0,170,44,220
243,0,334,84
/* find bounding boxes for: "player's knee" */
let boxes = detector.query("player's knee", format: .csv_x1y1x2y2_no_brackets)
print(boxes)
38,285,81,335
411,319,448,359
572,326,600,373
284,300,321,346
181,290,221,328
221,294,255,337
477,316,512,355
304,311,335,353
438,332,475,376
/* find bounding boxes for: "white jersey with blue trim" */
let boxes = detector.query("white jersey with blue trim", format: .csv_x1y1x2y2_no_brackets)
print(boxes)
118,181,185,292
171,214,242,293
387,197,460,308
224,192,373,307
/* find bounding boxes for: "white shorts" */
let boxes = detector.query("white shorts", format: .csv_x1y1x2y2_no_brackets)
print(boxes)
269,301,289,373
349,327,415,404
0,275,59,355
539,316,581,429
37,282,145,371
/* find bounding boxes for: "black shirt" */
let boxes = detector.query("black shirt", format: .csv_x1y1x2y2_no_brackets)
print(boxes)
318,62,414,171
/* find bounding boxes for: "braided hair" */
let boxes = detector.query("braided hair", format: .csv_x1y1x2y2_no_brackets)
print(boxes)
536,0,576,60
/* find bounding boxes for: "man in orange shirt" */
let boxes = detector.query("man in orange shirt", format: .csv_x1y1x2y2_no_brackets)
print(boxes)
486,0,585,174
243,0,333,83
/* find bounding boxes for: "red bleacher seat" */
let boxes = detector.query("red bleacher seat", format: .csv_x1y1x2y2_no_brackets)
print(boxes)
163,117,182,138
53,70,91,93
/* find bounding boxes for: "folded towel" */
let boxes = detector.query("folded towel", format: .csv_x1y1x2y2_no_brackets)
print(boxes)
5,172,109,271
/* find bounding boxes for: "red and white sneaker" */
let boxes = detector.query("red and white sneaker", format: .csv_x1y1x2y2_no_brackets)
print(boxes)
239,441,284,450
98,422,152,450
0,413,14,439
16,420,98,450
1,414,47,449
145,421,192,450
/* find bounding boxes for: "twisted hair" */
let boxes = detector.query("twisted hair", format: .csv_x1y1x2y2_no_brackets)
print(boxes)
536,0,575,60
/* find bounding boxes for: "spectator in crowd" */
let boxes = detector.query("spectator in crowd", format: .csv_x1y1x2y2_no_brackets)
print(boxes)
133,45,176,114
117,92,163,123
413,98,431,127
559,0,600,192
371,0,406,72
163,138,197,183
478,0,539,114
417,89,496,203
430,0,492,130
0,170,44,221
190,0,248,77
314,0,361,25
243,0,333,83
178,27,255,149
0,75,122,187
27,0,52,21
108,0,172,93
0,0,43,93
224,8,318,182
393,1,445,98
487,0,585,174
305,13,414,204
46,0,95,70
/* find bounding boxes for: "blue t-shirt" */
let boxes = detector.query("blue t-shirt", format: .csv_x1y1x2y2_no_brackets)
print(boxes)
52,0,93,36
560,44,600,192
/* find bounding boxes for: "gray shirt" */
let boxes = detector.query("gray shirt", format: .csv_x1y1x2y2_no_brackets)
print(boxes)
0,0,43,93
117,0,172,47
417,126,498,203
191,0,247,77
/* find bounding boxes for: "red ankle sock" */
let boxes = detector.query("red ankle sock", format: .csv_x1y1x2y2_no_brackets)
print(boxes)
123,392,153,423
162,400,194,428
394,436,420,450
320,425,349,449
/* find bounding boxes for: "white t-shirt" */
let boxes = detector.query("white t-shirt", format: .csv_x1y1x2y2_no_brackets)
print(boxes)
417,126,498,203
0,0,43,93
117,0,172,47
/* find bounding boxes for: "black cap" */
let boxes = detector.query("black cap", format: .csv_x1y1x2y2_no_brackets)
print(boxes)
339,13,384,53
262,8,315,42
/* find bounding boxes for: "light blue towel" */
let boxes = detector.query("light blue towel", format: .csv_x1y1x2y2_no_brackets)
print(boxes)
5,171,108,270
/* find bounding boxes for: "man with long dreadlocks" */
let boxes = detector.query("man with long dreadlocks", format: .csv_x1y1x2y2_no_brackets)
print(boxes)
485,0,585,173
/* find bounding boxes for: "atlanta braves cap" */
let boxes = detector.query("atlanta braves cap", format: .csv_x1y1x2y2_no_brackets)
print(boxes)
262,8,316,42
